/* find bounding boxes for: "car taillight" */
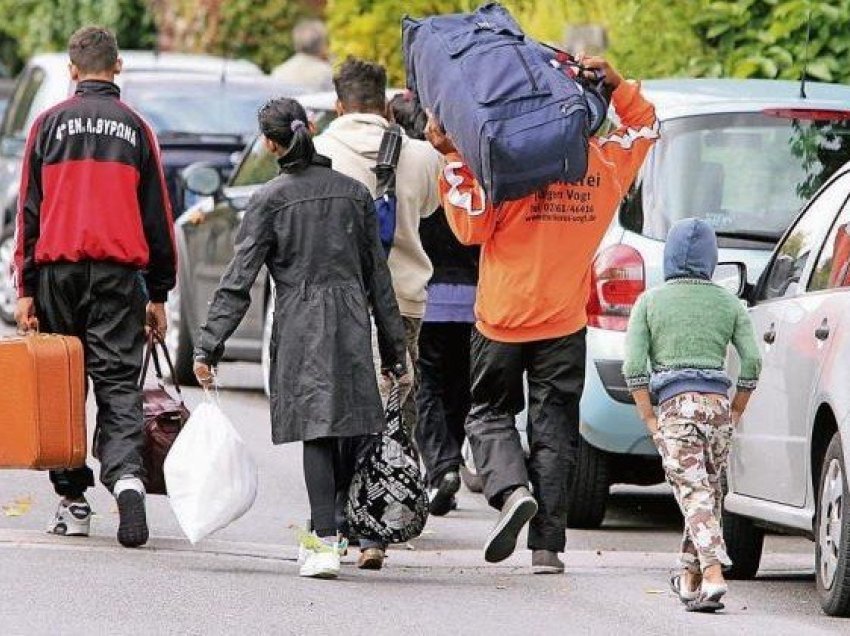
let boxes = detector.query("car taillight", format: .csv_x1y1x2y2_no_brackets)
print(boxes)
586,244,645,331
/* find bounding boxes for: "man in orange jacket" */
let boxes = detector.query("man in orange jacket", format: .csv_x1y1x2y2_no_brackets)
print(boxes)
425,56,658,572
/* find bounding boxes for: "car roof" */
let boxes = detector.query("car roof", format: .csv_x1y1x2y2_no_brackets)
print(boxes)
121,72,302,94
27,50,264,77
642,78,850,120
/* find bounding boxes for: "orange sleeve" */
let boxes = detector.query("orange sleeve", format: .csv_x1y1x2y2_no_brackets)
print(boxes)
595,81,660,197
439,154,498,245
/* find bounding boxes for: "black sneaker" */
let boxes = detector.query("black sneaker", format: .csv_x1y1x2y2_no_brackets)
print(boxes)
429,471,461,516
116,490,149,548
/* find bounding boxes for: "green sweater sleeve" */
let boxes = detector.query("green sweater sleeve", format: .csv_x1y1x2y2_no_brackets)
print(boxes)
732,300,761,391
623,293,651,390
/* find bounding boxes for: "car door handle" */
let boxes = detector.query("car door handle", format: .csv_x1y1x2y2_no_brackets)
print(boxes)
763,323,776,344
815,319,830,341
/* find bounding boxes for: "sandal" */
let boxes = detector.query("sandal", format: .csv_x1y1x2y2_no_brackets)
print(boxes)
669,574,700,604
685,582,727,613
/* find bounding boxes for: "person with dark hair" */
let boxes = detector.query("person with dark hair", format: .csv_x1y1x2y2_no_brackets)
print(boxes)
390,92,479,516
426,57,658,573
193,97,407,580
315,57,443,569
13,25,175,549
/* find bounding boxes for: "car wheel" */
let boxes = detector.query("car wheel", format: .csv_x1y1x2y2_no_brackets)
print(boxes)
460,438,484,493
261,301,273,398
722,508,764,580
566,436,610,529
164,279,199,387
816,433,850,616
0,227,16,325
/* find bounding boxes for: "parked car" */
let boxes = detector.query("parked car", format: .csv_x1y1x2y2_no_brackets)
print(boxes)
0,78,15,124
568,78,850,528
0,51,298,325
169,90,397,386
718,157,850,616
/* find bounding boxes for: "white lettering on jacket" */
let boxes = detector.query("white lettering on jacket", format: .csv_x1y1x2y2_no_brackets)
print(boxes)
55,117,138,147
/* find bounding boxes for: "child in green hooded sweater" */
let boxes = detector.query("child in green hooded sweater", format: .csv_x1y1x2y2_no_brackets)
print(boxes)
623,218,761,612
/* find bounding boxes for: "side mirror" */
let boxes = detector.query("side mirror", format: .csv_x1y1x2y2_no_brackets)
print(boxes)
182,162,223,198
714,261,749,299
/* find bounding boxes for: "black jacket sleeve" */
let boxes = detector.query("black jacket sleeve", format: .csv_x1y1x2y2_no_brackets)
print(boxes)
14,115,45,298
138,124,176,302
360,195,406,372
194,192,275,365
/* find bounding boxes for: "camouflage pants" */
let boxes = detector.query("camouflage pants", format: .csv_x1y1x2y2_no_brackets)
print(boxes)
655,392,734,572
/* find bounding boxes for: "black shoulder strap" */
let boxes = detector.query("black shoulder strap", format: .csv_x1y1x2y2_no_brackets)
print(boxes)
373,124,404,198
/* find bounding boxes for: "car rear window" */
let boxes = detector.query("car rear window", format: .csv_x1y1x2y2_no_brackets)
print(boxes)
620,112,850,246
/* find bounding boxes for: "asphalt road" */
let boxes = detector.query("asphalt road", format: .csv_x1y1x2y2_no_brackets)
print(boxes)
0,342,847,635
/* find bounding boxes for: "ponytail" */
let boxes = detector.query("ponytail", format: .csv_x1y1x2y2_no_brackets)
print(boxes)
258,98,316,173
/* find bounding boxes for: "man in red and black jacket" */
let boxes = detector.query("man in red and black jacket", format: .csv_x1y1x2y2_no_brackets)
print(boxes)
13,27,176,548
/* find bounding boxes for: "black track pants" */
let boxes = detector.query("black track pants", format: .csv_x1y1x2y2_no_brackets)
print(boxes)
415,322,472,487
466,328,586,552
37,262,147,496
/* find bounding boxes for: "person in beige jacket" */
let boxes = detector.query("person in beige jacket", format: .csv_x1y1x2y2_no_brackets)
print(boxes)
314,57,442,569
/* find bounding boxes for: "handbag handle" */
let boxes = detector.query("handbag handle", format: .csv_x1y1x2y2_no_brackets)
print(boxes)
139,331,185,402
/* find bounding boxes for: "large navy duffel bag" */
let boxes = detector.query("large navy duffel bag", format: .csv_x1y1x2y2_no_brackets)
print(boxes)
403,2,606,203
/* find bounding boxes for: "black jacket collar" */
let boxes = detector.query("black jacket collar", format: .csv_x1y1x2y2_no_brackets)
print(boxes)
277,153,331,173
75,80,121,98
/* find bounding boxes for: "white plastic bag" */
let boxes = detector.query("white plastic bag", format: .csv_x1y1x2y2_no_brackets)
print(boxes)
164,397,258,543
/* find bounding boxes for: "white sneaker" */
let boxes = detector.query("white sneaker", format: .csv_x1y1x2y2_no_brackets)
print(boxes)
298,533,342,579
47,498,92,537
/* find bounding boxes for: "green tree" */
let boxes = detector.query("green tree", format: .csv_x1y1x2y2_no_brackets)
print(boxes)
0,0,156,73
690,0,850,83
325,0,706,84
210,0,323,71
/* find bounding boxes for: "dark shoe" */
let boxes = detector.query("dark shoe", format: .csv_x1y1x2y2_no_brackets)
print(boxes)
532,550,565,574
116,490,149,548
686,582,727,613
357,548,385,570
484,487,537,563
429,471,461,516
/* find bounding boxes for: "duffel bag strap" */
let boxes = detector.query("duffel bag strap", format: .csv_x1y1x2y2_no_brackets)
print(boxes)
139,332,186,404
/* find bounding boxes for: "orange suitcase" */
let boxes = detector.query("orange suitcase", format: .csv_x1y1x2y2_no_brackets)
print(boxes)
0,334,87,469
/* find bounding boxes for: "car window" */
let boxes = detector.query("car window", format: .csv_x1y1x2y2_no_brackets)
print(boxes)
808,187,850,292
231,136,278,187
762,171,850,301
620,113,850,248
3,66,46,137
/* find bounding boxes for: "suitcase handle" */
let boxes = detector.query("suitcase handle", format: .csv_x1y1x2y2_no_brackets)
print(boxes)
140,331,185,403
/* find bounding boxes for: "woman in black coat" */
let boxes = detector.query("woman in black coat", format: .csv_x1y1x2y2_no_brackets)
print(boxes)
193,98,407,579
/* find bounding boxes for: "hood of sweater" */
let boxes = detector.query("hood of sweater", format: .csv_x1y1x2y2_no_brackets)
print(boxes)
663,218,718,281
320,113,401,161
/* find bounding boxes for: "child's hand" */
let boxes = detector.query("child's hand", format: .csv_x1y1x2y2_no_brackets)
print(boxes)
645,415,659,435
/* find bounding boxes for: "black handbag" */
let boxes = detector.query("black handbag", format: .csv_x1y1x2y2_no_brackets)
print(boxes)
345,382,429,544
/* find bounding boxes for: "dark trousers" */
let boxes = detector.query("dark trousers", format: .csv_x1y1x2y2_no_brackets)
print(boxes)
415,322,472,487
302,435,377,540
466,328,586,552
37,262,147,497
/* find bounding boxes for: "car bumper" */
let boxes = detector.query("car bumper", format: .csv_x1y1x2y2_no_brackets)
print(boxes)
580,326,657,456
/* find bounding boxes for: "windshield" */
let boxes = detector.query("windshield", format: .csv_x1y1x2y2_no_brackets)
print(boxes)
622,112,850,243
123,82,278,137
230,107,337,187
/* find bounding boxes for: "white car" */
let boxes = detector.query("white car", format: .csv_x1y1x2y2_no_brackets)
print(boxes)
723,158,850,616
